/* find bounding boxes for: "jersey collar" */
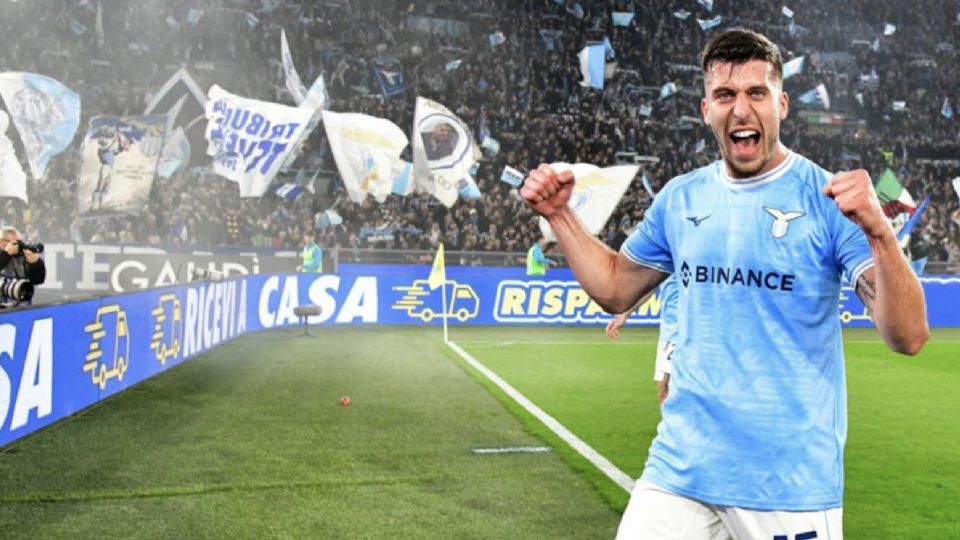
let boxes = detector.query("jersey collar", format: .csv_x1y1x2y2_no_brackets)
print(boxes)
718,148,796,190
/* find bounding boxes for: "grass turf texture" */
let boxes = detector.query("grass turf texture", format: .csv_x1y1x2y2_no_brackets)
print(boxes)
0,327,620,539
458,327,960,539
1,326,957,538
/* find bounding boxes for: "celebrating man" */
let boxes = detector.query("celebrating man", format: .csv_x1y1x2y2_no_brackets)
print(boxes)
522,28,928,539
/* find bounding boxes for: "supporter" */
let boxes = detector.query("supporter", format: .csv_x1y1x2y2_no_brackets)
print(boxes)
0,0,955,267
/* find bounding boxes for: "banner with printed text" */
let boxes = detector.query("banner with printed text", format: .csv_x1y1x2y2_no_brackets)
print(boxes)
204,85,314,197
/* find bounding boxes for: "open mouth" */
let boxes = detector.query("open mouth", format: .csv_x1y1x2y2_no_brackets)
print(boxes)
729,129,761,155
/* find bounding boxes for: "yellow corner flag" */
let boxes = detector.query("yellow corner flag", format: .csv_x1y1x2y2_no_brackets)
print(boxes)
428,243,446,290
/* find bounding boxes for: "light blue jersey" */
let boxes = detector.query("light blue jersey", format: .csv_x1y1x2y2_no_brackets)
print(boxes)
622,150,873,511
658,275,679,344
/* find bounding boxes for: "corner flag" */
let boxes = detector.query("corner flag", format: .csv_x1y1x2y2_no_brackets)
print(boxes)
428,244,446,290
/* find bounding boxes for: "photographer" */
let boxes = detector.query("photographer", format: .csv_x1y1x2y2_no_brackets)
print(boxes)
0,226,45,305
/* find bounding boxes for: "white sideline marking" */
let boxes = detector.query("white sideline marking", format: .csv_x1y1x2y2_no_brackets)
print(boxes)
447,340,634,493
471,446,551,455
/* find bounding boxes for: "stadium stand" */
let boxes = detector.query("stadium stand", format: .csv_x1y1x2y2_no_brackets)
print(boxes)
0,0,957,270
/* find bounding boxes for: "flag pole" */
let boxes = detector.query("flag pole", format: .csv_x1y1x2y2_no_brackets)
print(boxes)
441,278,449,344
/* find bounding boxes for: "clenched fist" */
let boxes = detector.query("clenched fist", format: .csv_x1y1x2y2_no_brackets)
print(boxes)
823,169,890,239
520,164,575,218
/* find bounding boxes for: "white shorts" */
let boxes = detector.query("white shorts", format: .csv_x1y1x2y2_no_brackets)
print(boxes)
617,481,842,540
654,340,675,382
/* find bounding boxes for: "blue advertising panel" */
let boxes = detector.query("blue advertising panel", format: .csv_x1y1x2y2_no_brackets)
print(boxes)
1,270,957,447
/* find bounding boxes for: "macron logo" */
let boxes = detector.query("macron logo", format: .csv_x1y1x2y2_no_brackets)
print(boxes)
686,214,711,227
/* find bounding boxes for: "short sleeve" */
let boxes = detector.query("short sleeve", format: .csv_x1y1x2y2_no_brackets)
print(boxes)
621,189,674,274
831,206,874,285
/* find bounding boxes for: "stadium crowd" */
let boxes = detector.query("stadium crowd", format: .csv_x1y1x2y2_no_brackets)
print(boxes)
0,0,959,267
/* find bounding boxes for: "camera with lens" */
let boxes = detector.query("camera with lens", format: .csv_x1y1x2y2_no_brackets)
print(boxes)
0,277,34,304
15,241,44,255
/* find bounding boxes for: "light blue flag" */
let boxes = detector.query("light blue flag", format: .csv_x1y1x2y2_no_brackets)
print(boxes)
0,72,81,180
481,136,500,155
673,10,691,20
391,161,414,196
783,56,805,79
500,165,524,187
488,31,506,48
245,12,259,28
602,37,616,60
660,82,677,98
445,59,463,72
578,44,606,89
797,83,830,109
897,195,929,241
641,173,657,198
942,97,953,119
697,16,723,31
612,12,634,26
69,20,87,35
639,103,652,117
697,0,714,12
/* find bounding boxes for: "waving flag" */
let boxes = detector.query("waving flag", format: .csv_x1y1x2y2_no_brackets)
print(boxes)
321,110,409,204
488,31,506,48
280,29,308,104
697,16,723,31
500,165,524,187
952,177,960,204
797,83,830,109
204,85,314,197
875,168,917,217
538,163,640,241
0,111,27,202
0,72,80,180
578,44,606,89
660,82,677,99
897,196,930,241
273,182,305,202
612,12,634,26
373,67,405,96
412,96,479,208
782,6,794,17
78,114,166,215
942,97,953,119
884,23,896,36
783,56,805,79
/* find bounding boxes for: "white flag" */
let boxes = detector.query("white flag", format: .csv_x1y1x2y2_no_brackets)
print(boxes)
0,111,27,203
884,23,896,36
412,96,480,208
538,163,640,241
321,110,409,204
204,85,314,197
280,29,307,105
781,6,794,18
952,177,960,205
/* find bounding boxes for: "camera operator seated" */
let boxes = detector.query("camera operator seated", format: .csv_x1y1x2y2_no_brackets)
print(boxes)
0,226,45,307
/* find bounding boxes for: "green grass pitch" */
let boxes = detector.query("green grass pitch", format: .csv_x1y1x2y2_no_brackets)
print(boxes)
0,326,957,539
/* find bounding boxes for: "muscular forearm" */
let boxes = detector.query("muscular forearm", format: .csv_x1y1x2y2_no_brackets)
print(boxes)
867,232,929,355
547,208,661,313
547,208,621,308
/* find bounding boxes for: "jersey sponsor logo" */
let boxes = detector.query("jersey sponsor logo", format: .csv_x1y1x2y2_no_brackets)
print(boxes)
679,261,796,292
763,207,806,238
686,214,711,226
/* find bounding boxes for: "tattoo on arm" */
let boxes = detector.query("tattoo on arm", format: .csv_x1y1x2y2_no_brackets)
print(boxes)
856,274,877,311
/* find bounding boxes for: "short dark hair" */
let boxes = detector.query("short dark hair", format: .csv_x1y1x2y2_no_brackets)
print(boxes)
700,28,783,81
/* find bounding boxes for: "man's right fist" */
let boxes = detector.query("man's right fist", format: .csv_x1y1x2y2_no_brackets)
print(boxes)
520,164,575,218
